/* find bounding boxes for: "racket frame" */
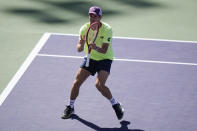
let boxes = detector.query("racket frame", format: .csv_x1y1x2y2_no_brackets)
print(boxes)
85,22,100,67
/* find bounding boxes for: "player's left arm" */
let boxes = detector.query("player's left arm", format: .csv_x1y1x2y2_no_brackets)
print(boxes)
90,43,109,54
90,27,112,54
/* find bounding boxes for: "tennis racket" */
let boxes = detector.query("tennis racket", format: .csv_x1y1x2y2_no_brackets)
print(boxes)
85,22,100,67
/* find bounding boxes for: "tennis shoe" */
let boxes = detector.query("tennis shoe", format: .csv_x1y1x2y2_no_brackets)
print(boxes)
61,106,74,119
113,103,124,120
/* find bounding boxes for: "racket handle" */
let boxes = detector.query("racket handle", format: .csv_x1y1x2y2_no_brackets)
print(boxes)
85,54,90,67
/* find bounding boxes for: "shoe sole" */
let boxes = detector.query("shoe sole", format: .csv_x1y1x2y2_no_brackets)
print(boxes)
61,111,75,119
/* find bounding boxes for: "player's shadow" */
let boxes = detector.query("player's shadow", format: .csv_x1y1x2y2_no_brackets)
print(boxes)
71,114,144,131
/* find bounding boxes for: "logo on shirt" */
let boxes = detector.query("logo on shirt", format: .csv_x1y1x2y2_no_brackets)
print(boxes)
108,37,111,42
100,36,104,39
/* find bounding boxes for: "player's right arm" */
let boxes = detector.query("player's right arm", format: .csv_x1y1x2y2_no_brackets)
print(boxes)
77,35,85,52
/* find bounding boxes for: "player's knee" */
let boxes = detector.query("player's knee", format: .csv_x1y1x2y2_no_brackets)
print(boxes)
73,80,81,89
95,82,104,92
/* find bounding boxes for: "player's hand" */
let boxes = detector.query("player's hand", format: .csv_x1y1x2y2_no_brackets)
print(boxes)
90,43,98,50
77,35,85,52
80,35,85,45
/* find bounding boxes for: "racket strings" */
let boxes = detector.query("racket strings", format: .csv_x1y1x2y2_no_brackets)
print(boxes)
88,29,97,44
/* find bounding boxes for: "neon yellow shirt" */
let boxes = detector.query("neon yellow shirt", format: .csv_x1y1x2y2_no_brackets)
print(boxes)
79,22,114,60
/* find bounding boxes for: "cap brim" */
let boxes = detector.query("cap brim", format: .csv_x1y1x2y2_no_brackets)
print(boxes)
89,12,97,15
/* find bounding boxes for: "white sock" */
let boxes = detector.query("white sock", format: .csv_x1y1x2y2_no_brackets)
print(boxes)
110,97,118,106
69,99,75,108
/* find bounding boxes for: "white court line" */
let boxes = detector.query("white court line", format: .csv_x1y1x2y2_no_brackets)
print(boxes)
0,33,51,106
37,53,197,66
50,33,197,44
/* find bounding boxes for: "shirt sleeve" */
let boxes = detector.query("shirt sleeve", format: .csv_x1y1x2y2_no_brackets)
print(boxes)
103,28,112,44
79,24,86,40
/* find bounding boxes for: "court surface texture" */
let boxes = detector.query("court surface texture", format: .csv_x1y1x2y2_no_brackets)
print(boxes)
0,33,197,131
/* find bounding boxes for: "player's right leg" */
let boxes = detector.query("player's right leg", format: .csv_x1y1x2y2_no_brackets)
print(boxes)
70,68,91,100
61,68,91,119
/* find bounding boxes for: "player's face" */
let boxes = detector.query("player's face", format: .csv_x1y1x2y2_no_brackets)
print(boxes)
89,13,101,23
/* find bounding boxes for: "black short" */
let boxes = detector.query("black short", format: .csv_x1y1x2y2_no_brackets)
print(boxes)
80,57,113,76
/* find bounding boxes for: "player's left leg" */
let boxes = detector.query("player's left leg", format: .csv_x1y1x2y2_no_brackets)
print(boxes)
95,70,124,120
95,70,112,99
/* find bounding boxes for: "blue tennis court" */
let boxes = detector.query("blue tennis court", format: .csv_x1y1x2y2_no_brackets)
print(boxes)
0,33,197,131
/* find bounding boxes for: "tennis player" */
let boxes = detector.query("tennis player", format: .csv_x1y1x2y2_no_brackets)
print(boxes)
62,6,124,120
